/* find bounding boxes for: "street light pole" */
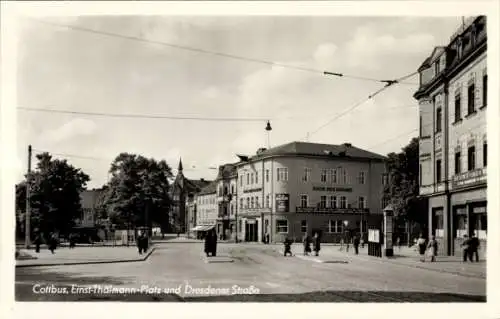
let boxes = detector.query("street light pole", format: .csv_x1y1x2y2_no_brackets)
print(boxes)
25,145,32,249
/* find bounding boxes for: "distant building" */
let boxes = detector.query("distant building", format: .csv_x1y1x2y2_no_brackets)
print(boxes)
191,181,218,238
235,141,386,243
170,158,211,233
79,188,105,227
214,163,238,240
413,16,487,256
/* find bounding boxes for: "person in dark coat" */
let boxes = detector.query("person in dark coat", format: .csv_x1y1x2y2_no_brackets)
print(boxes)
417,233,426,262
137,232,145,254
313,232,321,256
69,233,76,249
302,233,311,256
469,235,480,262
33,231,42,253
461,235,471,262
204,229,217,257
48,233,58,254
283,237,293,257
353,234,360,255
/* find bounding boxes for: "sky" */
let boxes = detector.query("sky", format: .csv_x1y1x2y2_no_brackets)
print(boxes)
16,15,464,189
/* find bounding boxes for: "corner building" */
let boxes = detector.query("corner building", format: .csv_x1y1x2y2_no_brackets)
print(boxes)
235,142,386,243
414,16,487,256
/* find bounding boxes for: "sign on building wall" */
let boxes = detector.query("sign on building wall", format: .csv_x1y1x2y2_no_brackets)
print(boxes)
452,168,487,189
275,194,290,212
368,229,380,243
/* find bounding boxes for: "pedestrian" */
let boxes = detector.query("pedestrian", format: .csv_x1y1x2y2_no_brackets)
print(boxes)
461,234,471,262
339,238,344,251
137,232,144,254
417,233,426,262
48,233,58,254
353,234,360,255
302,233,311,256
396,236,401,251
211,229,218,257
266,233,270,244
283,237,293,257
360,236,365,248
313,232,321,257
427,235,438,262
33,231,42,253
469,234,480,262
345,236,350,253
69,233,76,249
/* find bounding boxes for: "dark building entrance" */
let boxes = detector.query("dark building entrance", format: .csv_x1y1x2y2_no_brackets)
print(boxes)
245,220,258,242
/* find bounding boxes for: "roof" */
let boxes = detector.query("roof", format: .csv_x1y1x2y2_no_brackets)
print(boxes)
237,141,386,164
185,178,211,192
198,181,217,195
417,46,446,71
216,163,238,180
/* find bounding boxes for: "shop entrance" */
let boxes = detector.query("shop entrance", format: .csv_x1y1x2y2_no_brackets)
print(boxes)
245,220,258,242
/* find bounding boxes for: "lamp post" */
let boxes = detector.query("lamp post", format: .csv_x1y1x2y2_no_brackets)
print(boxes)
343,220,349,247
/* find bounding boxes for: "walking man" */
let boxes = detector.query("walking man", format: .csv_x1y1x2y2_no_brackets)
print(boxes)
461,234,471,262
427,235,438,262
303,233,311,256
353,234,360,255
469,234,480,262
283,237,293,257
313,232,321,257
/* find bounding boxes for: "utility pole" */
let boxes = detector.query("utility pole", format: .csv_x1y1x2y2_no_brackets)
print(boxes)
25,145,32,249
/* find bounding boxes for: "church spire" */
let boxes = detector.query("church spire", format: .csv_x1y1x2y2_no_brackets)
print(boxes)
178,158,183,172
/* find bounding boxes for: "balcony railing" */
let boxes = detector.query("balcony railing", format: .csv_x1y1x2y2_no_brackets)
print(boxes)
295,207,369,214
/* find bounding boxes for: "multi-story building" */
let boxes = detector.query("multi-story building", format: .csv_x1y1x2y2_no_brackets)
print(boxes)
79,188,105,227
170,159,211,233
215,163,238,240
192,182,218,236
234,141,386,243
413,16,487,256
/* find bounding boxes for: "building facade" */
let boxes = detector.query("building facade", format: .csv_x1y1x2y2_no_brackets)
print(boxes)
215,163,238,240
170,159,211,233
79,188,105,227
414,16,487,256
235,142,386,243
194,182,218,235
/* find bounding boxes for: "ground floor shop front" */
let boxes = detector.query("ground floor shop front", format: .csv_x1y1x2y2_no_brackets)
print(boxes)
236,211,375,244
427,186,487,257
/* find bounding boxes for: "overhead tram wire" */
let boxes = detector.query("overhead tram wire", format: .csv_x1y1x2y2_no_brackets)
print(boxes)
303,70,419,141
27,17,417,85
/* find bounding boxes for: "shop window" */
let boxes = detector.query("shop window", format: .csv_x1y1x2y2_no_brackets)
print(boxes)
432,209,444,237
475,213,487,240
301,220,307,233
276,220,288,233
456,213,468,238
468,146,476,170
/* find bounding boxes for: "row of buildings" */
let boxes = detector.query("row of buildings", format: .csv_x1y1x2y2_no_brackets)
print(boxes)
413,16,487,256
174,141,387,243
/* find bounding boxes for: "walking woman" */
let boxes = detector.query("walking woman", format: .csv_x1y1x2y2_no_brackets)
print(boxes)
417,233,427,262
303,233,311,256
313,232,321,257
427,235,438,262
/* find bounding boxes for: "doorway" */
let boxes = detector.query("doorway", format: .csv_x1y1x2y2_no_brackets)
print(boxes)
245,220,258,242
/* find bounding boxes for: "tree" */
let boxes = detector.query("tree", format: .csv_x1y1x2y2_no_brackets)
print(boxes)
383,138,428,232
100,153,173,233
15,153,90,238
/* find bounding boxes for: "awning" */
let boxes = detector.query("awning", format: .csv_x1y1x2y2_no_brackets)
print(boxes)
190,226,204,231
190,225,216,232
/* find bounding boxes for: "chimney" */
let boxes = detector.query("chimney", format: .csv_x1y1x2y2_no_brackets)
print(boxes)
200,178,205,182
256,148,267,155
343,143,352,148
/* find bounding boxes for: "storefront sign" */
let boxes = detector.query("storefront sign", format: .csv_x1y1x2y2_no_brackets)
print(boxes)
452,168,486,189
312,186,352,192
296,207,368,214
275,193,290,212
243,187,262,194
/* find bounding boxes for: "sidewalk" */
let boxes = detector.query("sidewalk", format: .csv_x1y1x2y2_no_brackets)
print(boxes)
292,244,485,279
16,246,155,267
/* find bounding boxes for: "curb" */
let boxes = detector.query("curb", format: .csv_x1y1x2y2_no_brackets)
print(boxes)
15,247,157,268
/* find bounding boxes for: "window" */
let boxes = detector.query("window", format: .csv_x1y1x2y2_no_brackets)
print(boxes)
251,173,254,184
455,152,461,174
340,196,347,209
224,186,228,195
358,196,365,209
330,169,337,184
300,195,308,208
250,197,254,208
277,168,288,181
246,173,249,185
455,94,462,122
320,196,327,208
483,142,487,167
321,169,328,183
302,168,311,182
255,171,259,184
276,220,288,233
467,83,475,114
230,204,234,215
358,171,366,184
436,159,442,183
301,220,307,233
341,169,348,184
468,146,476,170
240,175,243,187
266,195,270,208
419,164,422,186
436,107,442,132
265,169,269,182
231,185,235,194
255,196,260,208
419,116,423,136
330,196,337,209
246,198,250,208
482,74,487,107
328,220,343,233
